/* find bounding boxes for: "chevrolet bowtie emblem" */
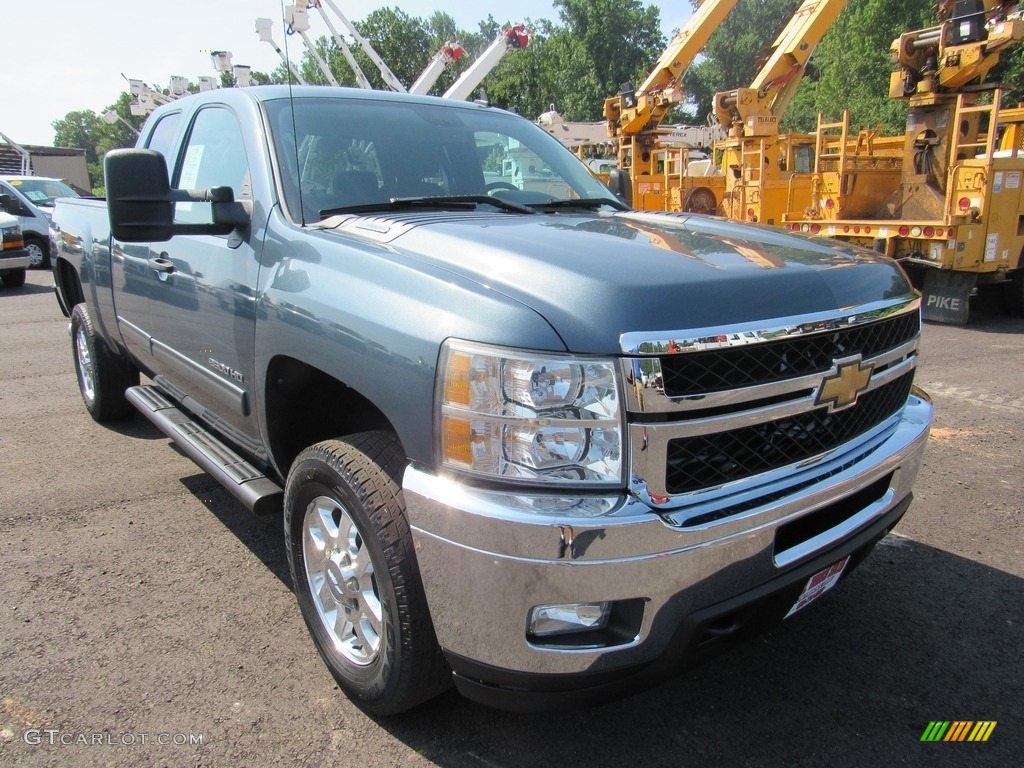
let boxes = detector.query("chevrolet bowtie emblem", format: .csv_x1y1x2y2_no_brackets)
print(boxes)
815,356,873,412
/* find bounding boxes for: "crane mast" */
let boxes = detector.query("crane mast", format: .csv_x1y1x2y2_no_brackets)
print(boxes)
705,0,848,223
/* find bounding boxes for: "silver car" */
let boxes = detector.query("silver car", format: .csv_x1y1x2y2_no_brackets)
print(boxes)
0,176,82,268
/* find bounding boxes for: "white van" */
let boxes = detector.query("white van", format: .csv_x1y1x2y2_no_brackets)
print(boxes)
0,210,29,288
0,176,82,268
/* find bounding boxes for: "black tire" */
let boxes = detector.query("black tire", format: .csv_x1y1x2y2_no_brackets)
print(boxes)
1,268,26,288
284,432,450,715
24,236,49,269
70,303,138,421
1003,266,1024,317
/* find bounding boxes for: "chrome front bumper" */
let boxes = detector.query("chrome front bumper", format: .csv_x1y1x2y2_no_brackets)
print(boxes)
0,250,30,271
404,393,932,680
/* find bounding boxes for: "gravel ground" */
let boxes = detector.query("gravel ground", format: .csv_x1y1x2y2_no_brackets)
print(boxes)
1,269,1021,767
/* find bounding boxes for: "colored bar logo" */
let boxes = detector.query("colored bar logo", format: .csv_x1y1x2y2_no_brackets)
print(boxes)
921,721,997,742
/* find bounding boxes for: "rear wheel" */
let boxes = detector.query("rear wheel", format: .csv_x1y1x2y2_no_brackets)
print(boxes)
0,268,26,288
284,433,450,715
1002,264,1024,317
70,303,138,421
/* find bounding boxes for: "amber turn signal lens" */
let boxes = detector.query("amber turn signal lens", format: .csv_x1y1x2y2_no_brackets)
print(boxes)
441,416,474,465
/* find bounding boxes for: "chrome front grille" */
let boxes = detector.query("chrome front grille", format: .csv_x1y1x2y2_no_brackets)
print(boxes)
660,311,920,397
621,296,922,503
664,371,914,494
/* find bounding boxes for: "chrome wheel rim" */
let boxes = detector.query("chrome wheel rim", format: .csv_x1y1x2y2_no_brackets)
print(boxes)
75,324,95,405
25,242,44,268
302,495,383,665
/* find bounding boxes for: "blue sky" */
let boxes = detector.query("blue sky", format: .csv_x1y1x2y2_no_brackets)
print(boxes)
2,1,692,147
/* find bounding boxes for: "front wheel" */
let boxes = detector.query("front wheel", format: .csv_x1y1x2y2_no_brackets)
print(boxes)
70,303,138,421
0,268,26,288
284,433,450,715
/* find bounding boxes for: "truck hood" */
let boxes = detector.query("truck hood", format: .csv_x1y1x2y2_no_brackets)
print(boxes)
328,210,912,354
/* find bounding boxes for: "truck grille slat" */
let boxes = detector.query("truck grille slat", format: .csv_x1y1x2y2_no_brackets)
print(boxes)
661,312,919,397
664,371,914,494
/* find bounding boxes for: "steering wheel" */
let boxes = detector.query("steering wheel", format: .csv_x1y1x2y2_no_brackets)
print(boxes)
486,181,519,193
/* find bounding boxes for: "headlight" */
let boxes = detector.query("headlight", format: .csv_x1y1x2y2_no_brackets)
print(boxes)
437,339,624,486
1,224,24,251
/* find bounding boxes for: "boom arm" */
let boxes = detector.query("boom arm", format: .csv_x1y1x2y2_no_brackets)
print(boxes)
284,4,341,86
306,2,375,90
714,0,847,137
410,43,465,96
314,0,407,92
443,25,529,101
604,0,740,138
256,18,308,84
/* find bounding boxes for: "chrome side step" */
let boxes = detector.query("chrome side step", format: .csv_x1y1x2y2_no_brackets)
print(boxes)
126,385,283,517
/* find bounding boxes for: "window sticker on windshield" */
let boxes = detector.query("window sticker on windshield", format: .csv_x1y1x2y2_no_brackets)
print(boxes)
24,191,48,203
179,144,204,188
10,180,21,186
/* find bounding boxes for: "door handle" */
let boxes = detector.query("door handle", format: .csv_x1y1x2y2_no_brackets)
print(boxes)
148,256,176,274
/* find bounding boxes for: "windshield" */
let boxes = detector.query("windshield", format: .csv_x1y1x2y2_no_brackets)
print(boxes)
5,178,80,207
265,96,620,223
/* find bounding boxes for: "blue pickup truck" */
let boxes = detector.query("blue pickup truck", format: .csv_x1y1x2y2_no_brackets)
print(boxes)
51,86,932,714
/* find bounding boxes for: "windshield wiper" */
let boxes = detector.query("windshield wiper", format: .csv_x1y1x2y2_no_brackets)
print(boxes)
529,197,628,212
319,195,536,219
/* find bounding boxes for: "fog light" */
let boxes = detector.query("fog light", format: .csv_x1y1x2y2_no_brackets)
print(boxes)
529,602,611,637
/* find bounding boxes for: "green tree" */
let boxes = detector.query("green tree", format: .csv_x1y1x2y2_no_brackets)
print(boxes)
785,0,934,134
484,20,554,116
419,11,467,94
683,0,794,121
549,0,664,119
354,7,433,89
52,110,105,193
